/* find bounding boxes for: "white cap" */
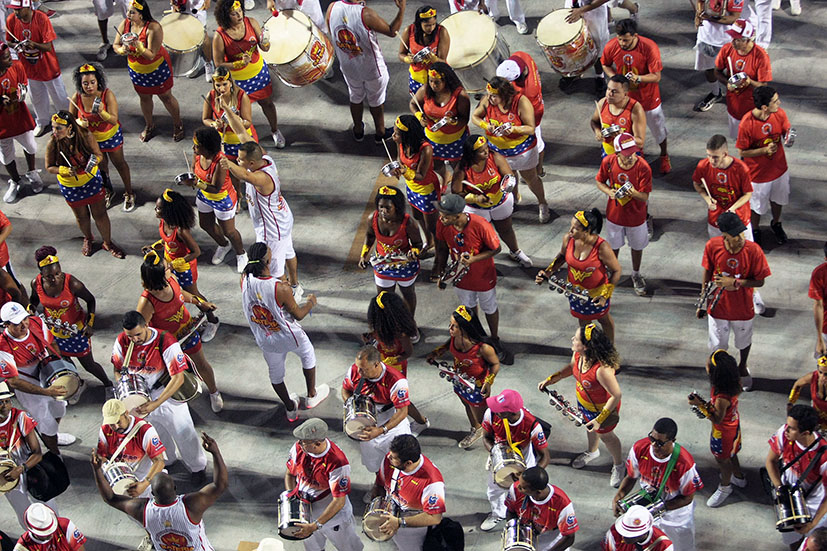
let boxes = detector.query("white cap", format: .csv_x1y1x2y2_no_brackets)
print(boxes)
1,302,28,324
496,59,521,82
0,381,13,400
726,19,756,40
253,539,285,551
7,0,33,8
24,504,58,539
615,505,653,538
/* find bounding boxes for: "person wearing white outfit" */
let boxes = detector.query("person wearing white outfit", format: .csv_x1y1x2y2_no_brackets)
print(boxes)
753,0,773,47
447,0,527,34
561,0,611,93
267,0,325,29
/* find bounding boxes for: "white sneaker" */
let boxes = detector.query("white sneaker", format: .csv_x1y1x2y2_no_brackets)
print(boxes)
646,214,654,239
480,513,505,531
304,384,330,409
631,273,647,296
515,22,528,34
67,379,86,406
243,0,254,9
96,42,110,62
508,249,533,268
771,0,780,8
291,283,304,301
538,204,551,223
236,252,248,273
458,426,483,449
753,290,766,315
571,450,600,469
410,329,421,344
200,320,219,342
4,179,20,203
25,170,43,193
706,484,733,508
362,491,373,504
731,474,747,488
286,394,299,422
57,432,77,446
204,61,215,82
411,418,430,436
741,370,753,392
273,130,286,149
610,464,624,488
137,534,154,551
209,391,224,413
790,0,801,14
211,243,232,265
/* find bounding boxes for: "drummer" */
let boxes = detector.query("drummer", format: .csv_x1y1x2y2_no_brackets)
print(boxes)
410,63,469,184
398,6,449,94
136,251,223,413
265,0,325,29
788,356,827,432
213,0,285,148
590,75,646,156
96,398,166,498
562,0,611,93
0,301,74,454
479,389,550,533
496,53,545,177
472,77,548,223
170,0,215,81
29,246,114,398
111,310,208,484
69,63,135,212
113,0,184,143
201,67,258,162
447,0,528,35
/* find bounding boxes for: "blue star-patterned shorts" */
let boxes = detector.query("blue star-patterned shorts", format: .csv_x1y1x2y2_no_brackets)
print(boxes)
406,186,437,214
428,130,469,162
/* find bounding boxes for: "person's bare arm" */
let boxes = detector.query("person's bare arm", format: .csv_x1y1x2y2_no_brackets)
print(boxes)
91,451,147,522
362,0,406,37
68,276,97,336
279,279,316,320
815,299,826,356
183,433,227,521
630,102,647,149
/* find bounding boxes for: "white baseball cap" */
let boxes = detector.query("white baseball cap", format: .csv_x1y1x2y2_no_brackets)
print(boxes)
615,505,653,538
726,19,756,40
24,504,58,539
253,538,285,551
1,302,28,324
496,59,521,82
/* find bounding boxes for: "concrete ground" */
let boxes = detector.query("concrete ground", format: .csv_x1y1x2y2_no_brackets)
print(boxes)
0,0,825,549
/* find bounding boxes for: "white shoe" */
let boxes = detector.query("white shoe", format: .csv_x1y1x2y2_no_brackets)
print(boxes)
286,394,299,422
480,513,505,532
610,464,624,488
706,484,733,507
411,418,430,436
538,204,551,224
25,170,43,193
632,273,647,296
741,370,753,392
731,474,747,488
571,450,600,469
304,384,330,409
4,179,20,203
646,214,654,239
96,42,110,62
273,130,286,149
204,61,215,82
508,249,533,268
243,0,254,9
200,320,219,342
515,22,528,34
209,391,224,413
790,0,801,14
363,491,373,504
67,379,86,406
753,290,766,315
57,432,77,446
771,0,780,8
236,252,248,273
291,283,304,301
211,243,232,265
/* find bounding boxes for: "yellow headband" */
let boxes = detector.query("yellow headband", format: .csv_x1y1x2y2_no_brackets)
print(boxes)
162,188,174,202
574,210,589,228
131,0,143,10
212,71,231,82
584,322,596,341
193,136,199,146
232,0,241,10
51,113,68,126
376,291,387,309
428,69,442,80
473,136,487,150
486,82,497,94
395,117,409,132
378,186,398,196
143,251,161,265
419,8,436,18
79,64,96,73
455,305,472,322
818,355,827,368
37,255,59,268
710,348,726,367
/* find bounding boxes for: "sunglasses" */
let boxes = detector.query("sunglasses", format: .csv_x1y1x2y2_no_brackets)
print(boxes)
648,431,672,448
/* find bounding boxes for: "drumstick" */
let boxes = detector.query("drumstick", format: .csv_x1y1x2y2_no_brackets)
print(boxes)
6,29,20,43
59,151,73,167
66,96,82,112
700,177,712,198
112,26,122,37
184,150,191,174
727,56,734,76
200,94,221,120
398,31,410,52
594,100,604,125
380,137,394,163
409,91,424,113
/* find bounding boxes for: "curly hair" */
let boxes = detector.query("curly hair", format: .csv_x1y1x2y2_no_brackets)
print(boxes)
374,185,406,216
214,0,243,30
243,242,269,278
158,189,195,230
51,110,94,163
707,350,742,397
73,63,107,95
486,76,516,106
580,323,619,368
367,292,417,346
395,114,426,157
194,127,223,157
34,245,58,265
424,62,462,100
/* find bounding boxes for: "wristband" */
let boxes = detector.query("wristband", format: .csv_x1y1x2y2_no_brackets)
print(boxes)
232,59,246,70
400,517,407,527
600,283,615,299
789,387,801,404
381,425,388,434
361,244,370,257
595,407,611,425
58,166,72,177
403,168,416,181
484,373,496,385
478,120,489,131
410,247,420,257
545,370,563,384
314,521,323,530
99,110,112,122
195,181,208,191
87,313,95,327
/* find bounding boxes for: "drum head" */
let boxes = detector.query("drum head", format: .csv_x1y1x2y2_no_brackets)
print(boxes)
0,461,19,492
50,372,80,400
120,393,149,413
442,11,497,68
160,13,206,52
262,10,313,65
536,9,583,47
494,463,525,488
362,513,393,542
344,416,374,436
105,462,138,496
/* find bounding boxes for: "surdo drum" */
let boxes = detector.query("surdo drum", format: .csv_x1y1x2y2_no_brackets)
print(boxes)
536,9,599,77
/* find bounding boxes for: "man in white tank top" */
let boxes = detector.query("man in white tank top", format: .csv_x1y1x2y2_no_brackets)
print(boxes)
562,0,611,93
326,0,406,144
92,432,227,551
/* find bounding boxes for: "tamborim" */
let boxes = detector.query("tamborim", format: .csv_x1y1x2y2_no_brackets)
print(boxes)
441,11,509,94
116,373,150,413
174,172,196,186
536,9,599,77
103,461,138,496
362,496,399,542
490,443,526,489
775,485,811,532
160,13,205,77
277,490,312,540
0,451,19,493
502,518,534,551
261,10,334,87
38,358,80,401
343,394,376,440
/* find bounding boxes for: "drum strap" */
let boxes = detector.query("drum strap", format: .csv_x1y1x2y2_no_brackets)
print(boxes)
792,446,827,497
642,536,669,551
4,418,18,456
652,444,680,502
780,437,821,475
502,418,524,460
107,420,147,464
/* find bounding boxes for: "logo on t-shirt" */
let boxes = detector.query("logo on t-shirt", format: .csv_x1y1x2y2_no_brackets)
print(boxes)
159,532,194,551
761,123,773,135
335,27,363,57
250,304,281,332
716,171,728,184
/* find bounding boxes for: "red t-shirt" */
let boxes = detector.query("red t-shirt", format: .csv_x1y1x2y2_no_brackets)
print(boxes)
286,439,352,502
596,154,652,227
481,407,548,458
377,454,446,514
18,518,86,551
769,426,827,490
626,438,703,501
342,362,410,409
6,11,61,81
509,52,544,123
111,328,187,382
736,108,790,183
715,43,772,119
809,262,827,334
692,158,753,227
97,415,166,466
435,213,499,292
0,210,9,266
505,483,579,536
0,316,53,377
701,237,771,321
0,61,34,139
601,35,662,111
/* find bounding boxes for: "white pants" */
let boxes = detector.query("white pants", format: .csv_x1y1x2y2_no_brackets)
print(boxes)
92,0,129,20
455,287,498,315
342,68,389,107
4,474,58,529
0,130,37,165
262,331,316,385
262,233,295,278
605,220,649,251
750,171,790,215
147,391,207,473
14,385,66,436
29,76,69,129
536,529,569,551
487,450,536,517
655,501,695,551
303,495,363,551
447,0,525,24
708,316,754,352
464,191,514,222
753,0,773,48
566,0,609,54
645,105,668,146
359,408,411,473
391,525,428,551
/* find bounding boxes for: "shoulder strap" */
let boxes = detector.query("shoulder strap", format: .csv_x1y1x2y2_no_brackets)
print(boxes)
107,420,148,464
643,535,670,551
779,436,821,474
653,443,681,501
793,445,827,495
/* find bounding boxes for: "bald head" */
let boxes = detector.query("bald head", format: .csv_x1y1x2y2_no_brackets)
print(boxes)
151,472,176,504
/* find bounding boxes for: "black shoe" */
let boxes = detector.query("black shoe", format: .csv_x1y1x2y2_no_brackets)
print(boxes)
352,122,364,142
753,228,763,247
770,221,788,244
374,127,393,144
190,469,207,487
558,76,577,92
693,92,722,112
34,125,50,138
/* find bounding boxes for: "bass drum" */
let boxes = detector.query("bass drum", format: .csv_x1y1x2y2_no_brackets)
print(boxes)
160,13,205,77
441,11,509,94
260,10,334,87
536,9,598,77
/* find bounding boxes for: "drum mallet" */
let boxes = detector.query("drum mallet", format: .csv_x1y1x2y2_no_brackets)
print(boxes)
380,136,394,163
183,150,192,174
398,31,410,52
200,94,222,120
700,177,712,199
594,100,605,126
66,96,82,112
727,56,734,77
409,91,424,114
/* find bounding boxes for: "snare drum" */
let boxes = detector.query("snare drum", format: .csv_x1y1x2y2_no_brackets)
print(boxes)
775,485,812,532
362,496,399,542
38,358,80,401
174,172,196,186
502,519,534,551
490,443,526,488
0,451,19,493
536,9,599,77
277,490,311,540
160,13,206,77
343,395,377,440
441,11,510,94
618,489,666,519
154,356,203,403
381,161,401,178
103,461,138,496
116,373,151,413
261,10,334,87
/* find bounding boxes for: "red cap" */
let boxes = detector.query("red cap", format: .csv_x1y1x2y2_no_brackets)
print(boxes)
613,132,641,155
726,19,755,40
486,389,523,413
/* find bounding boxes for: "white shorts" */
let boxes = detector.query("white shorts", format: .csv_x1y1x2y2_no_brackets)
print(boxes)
265,234,294,278
261,330,316,385
708,221,754,241
749,171,790,214
605,219,649,250
13,385,66,436
342,68,389,107
645,105,667,145
360,407,411,472
455,287,498,315
0,130,36,165
535,124,545,154
708,315,754,351
505,145,539,173
464,191,514,222
694,40,721,72
375,274,417,288
728,113,740,140
196,196,237,221
92,0,129,20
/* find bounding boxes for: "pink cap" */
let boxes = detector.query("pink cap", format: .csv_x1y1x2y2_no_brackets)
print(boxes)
486,389,523,413
613,132,641,155
7,0,32,8
726,19,755,40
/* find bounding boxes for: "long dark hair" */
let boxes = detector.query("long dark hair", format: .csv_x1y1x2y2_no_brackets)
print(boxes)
579,323,619,369
457,134,487,171
396,114,426,156
214,0,242,30
368,292,417,346
708,350,742,397
452,306,494,347
130,0,155,23
141,251,169,291
52,111,94,163
574,208,603,235
413,6,438,46
424,62,462,100
243,242,268,278
158,189,195,230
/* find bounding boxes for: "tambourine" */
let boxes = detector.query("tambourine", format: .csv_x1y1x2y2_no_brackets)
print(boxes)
411,47,433,64
174,172,196,186
601,124,622,140
381,161,402,178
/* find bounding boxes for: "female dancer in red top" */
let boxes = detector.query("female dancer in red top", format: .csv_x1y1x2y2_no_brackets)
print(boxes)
201,67,257,161
538,322,624,486
536,209,621,342
788,356,827,431
29,246,113,395
136,251,223,412
398,5,449,94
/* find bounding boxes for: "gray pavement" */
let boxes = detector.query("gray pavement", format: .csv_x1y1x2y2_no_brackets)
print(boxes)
0,0,826,549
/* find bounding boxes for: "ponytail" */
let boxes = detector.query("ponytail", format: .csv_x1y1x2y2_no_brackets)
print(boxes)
242,242,269,278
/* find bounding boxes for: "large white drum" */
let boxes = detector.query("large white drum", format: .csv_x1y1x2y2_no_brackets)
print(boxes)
536,9,598,77
441,11,509,94
260,10,335,87
160,13,206,77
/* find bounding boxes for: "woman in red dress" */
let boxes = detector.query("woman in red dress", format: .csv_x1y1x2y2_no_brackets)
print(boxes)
398,5,450,94
788,355,827,431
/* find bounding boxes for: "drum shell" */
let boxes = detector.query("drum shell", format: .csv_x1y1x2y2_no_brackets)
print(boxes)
38,358,80,401
0,453,20,493
116,373,151,413
343,394,377,440
441,11,510,94
262,11,335,87
502,518,534,551
362,496,399,542
103,461,138,496
153,356,203,403
160,13,205,77
490,443,526,489
536,9,599,77
277,491,311,540
775,485,812,532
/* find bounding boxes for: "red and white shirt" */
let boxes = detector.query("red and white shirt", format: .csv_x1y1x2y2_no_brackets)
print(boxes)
481,408,548,462
97,415,166,473
601,35,663,111
715,43,772,120
769,426,827,493
111,328,187,389
692,157,753,227
18,518,86,551
736,108,791,183
809,262,827,334
0,316,53,379
505,482,579,536
286,439,352,502
0,61,34,140
0,407,36,463
377,454,445,514
5,11,61,81
701,237,771,321
435,213,500,292
596,154,652,227
603,524,674,551
625,438,704,502
342,362,410,409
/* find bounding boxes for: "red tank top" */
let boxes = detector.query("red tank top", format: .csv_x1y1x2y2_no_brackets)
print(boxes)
566,236,608,291
485,93,525,142
399,142,440,191
408,24,441,73
372,213,412,257
373,331,407,375
35,274,85,327
810,372,827,428
464,155,501,193
159,222,196,268
450,337,488,383
216,18,262,63
124,20,166,66
600,97,637,146
194,152,235,199
573,351,612,408
424,86,464,136
141,277,192,337
710,389,739,430
74,90,116,135
208,88,259,144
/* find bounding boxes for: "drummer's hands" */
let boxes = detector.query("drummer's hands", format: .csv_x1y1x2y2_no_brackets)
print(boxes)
3,465,23,483
136,400,159,416
480,381,492,397
796,521,815,534
565,7,585,23
201,432,219,454
593,296,608,308
585,418,602,432
294,523,319,538
379,514,401,536
82,324,95,338
358,255,370,269
477,0,489,14
358,426,384,441
538,376,554,391
127,479,150,497
47,384,67,397
391,166,406,178
534,270,548,285
91,450,104,469
459,252,473,267
218,156,233,172
196,300,217,312
242,53,252,66
611,493,623,516
392,0,404,9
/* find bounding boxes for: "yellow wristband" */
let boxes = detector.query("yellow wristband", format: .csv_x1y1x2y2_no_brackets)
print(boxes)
195,181,208,191
232,59,246,70
595,408,611,425
789,387,801,404
484,373,496,385
479,120,489,131
410,247,420,257
58,166,72,177
99,110,112,122
87,313,95,327
403,168,416,181
361,244,370,257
